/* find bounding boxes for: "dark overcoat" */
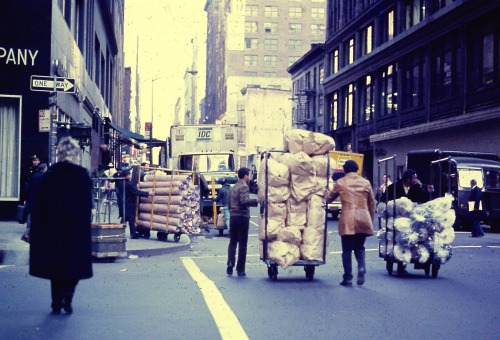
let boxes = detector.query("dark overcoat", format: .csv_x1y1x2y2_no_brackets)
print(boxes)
468,186,486,220
124,180,149,223
29,161,93,280
383,180,430,203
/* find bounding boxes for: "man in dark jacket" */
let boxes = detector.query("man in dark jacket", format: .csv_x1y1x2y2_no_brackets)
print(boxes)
468,179,485,237
382,169,433,204
123,168,154,239
226,168,258,276
25,163,47,228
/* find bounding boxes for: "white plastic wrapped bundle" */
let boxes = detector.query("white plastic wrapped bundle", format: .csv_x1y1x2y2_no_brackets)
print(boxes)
416,227,429,242
396,231,419,247
379,243,394,257
394,217,412,233
376,202,387,218
380,217,394,231
435,244,453,264
435,226,455,244
396,197,414,217
433,209,456,229
386,201,395,217
393,244,412,263
376,228,386,241
410,244,430,263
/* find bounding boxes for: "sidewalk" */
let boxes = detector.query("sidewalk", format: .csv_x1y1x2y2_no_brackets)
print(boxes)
0,220,190,266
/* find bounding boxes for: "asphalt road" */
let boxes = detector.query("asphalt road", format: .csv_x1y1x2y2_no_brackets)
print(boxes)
1,206,499,339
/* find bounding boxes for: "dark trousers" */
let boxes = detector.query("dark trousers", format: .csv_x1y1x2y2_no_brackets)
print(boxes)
50,279,79,308
227,215,250,273
340,234,367,281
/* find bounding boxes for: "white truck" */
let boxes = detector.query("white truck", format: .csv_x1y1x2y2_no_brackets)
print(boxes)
168,124,239,219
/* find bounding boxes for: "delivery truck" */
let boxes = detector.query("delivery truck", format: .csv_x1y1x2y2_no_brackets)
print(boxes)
406,150,500,232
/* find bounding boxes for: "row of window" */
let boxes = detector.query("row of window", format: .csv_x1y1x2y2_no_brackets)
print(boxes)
246,5,325,19
245,22,325,35
245,55,302,67
245,38,310,51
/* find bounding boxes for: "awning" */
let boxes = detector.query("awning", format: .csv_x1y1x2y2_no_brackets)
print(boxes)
107,121,164,147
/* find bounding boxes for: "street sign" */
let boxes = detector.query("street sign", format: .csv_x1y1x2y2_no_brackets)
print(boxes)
39,109,50,132
30,75,75,93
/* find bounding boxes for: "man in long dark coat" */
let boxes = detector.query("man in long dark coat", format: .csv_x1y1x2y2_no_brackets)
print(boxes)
30,137,93,315
468,179,485,237
122,168,153,239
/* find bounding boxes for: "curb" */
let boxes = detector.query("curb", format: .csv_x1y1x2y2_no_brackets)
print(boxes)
126,239,191,257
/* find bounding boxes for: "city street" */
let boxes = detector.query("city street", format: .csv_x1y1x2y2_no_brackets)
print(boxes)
1,206,499,339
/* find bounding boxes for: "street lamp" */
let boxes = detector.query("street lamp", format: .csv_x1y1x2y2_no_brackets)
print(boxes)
150,76,164,164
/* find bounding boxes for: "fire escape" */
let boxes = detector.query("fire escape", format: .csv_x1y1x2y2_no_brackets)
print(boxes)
294,73,316,130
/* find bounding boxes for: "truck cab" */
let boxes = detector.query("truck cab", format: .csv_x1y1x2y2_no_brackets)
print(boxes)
407,150,500,232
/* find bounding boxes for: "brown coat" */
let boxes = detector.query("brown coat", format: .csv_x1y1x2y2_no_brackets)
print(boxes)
330,172,375,236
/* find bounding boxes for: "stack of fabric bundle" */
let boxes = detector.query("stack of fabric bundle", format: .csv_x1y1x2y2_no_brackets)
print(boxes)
377,194,455,265
137,171,201,235
259,129,335,268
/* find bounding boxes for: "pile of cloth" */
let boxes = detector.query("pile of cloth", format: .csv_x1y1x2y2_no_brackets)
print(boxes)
377,194,455,265
258,129,335,268
137,171,201,235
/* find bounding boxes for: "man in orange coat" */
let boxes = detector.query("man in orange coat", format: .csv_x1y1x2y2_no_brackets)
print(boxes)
325,160,375,286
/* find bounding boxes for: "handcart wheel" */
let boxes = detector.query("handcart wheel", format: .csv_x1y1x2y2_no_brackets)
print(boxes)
424,263,431,276
142,230,151,239
431,263,440,278
386,260,393,275
219,229,224,237
157,232,167,241
304,265,315,281
173,234,181,242
267,264,278,281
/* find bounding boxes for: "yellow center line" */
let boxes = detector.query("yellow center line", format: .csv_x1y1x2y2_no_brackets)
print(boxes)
181,257,249,340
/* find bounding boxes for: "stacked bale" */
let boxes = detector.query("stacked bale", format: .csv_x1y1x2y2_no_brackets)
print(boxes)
259,129,335,268
137,171,201,235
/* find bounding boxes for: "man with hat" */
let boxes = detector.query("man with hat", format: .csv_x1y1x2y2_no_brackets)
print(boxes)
122,168,154,239
325,160,375,286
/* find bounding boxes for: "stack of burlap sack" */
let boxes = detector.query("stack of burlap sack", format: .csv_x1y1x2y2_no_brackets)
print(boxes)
137,171,201,235
377,194,455,265
258,129,335,268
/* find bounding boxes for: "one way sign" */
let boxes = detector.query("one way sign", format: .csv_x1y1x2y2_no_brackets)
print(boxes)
30,75,75,93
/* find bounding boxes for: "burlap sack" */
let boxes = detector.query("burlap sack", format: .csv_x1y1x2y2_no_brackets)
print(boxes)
311,154,336,177
258,158,290,203
286,196,307,227
300,226,325,260
268,241,300,269
276,226,303,247
258,216,284,241
290,174,317,202
307,195,326,228
284,129,335,155
268,202,286,220
279,152,315,176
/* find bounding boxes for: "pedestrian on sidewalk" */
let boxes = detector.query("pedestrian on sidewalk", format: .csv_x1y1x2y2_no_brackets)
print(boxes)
325,160,375,286
226,168,258,277
123,168,154,239
29,137,93,315
468,179,485,237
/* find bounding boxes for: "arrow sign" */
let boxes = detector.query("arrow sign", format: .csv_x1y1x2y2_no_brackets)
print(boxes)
30,75,76,93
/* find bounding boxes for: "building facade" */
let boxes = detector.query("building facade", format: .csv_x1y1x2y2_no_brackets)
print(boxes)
317,0,500,183
0,0,125,218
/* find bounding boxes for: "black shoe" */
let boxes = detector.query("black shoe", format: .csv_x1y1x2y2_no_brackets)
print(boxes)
357,271,365,286
131,233,140,239
51,307,61,315
237,271,246,277
226,266,233,276
339,280,352,286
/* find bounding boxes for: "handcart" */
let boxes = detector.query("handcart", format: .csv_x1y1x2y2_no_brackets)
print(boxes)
135,166,198,243
377,155,441,278
260,150,330,281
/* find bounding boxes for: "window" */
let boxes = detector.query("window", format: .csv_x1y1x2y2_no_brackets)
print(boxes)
319,64,324,83
380,64,398,116
404,0,426,29
319,95,324,116
264,39,278,50
265,6,278,17
246,5,258,17
482,33,495,85
244,55,258,66
288,40,302,51
0,96,21,199
343,84,355,126
361,75,374,121
431,38,461,99
311,8,325,19
311,24,325,35
330,92,338,130
244,71,258,77
289,23,302,34
264,22,278,34
288,56,300,66
75,0,85,52
403,54,424,109
264,55,278,67
362,25,373,55
245,38,259,49
470,28,498,89
245,22,258,33
381,9,395,43
333,49,339,73
289,7,302,18
345,37,355,65
264,72,277,78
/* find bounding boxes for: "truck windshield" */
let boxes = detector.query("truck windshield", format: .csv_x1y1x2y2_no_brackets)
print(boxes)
458,169,484,189
180,154,234,172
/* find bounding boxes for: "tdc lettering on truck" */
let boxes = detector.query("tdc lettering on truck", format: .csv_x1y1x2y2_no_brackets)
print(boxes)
197,128,212,140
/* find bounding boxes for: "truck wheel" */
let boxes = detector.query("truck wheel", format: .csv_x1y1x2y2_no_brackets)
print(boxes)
330,212,339,220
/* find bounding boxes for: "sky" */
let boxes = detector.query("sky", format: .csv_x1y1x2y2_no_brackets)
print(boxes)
124,0,207,140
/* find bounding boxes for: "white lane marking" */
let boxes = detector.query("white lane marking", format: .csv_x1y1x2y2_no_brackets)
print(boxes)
486,246,500,248
250,221,258,227
181,257,249,340
329,248,379,255
0,265,15,270
453,246,482,248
